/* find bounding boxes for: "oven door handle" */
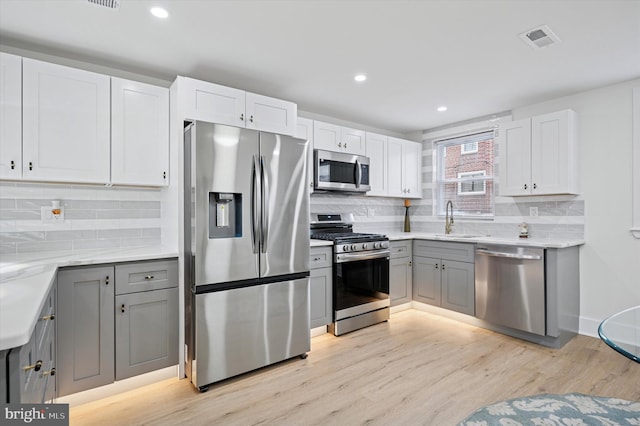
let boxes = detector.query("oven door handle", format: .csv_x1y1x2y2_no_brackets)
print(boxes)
335,250,390,263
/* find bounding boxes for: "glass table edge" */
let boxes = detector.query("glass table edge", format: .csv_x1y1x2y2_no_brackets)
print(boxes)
597,308,640,364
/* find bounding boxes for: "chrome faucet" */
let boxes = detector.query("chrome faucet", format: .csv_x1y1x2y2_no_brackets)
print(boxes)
445,200,454,234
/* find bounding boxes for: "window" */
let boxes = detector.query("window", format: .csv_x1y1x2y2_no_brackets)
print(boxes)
434,130,495,217
458,171,486,195
461,141,478,154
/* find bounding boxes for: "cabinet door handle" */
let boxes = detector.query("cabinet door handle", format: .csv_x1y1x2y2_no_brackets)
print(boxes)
105,275,110,285
344,143,347,149
28,162,33,171
408,260,412,267
533,183,537,189
23,360,42,372
240,113,244,121
163,171,167,180
249,115,254,123
524,184,528,190
121,304,126,313
435,264,439,270
313,257,321,261
144,275,155,280
10,160,15,170
41,314,55,321
338,142,342,148
44,368,56,377
442,263,446,271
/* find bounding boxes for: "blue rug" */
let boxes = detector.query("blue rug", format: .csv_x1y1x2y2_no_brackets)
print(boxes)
459,393,640,425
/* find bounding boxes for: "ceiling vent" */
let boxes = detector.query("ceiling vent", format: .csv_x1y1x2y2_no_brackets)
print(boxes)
519,25,561,49
87,0,121,9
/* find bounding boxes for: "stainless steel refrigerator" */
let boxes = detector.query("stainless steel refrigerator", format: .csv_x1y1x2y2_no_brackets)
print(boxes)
184,121,310,391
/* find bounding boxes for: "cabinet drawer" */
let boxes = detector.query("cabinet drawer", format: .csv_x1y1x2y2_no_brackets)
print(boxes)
413,240,475,263
309,247,332,269
390,240,412,258
115,259,178,295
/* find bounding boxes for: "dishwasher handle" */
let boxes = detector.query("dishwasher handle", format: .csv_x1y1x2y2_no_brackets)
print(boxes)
476,248,542,260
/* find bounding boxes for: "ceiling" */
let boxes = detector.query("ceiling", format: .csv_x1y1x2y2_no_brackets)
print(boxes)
1,0,639,135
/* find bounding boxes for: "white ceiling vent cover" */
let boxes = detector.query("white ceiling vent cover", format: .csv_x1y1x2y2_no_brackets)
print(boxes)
87,0,121,9
519,25,561,49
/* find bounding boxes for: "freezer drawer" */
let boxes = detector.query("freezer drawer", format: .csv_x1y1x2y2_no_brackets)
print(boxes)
475,245,546,336
193,278,310,389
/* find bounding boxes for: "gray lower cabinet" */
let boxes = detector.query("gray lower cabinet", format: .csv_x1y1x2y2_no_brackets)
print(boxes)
412,240,475,316
309,246,332,328
115,288,178,381
57,258,178,397
57,266,114,397
3,281,57,403
390,240,412,306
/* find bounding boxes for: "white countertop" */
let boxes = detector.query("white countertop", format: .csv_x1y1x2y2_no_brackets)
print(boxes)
310,240,333,247
384,232,584,249
0,245,178,351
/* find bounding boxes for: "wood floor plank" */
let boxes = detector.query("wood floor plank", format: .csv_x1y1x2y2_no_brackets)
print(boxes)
70,310,640,425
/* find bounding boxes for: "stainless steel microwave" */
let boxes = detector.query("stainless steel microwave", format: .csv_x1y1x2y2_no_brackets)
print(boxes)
314,149,370,193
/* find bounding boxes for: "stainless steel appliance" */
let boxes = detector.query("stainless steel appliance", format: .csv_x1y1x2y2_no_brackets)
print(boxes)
184,121,310,392
310,214,390,335
314,149,370,193
475,244,546,336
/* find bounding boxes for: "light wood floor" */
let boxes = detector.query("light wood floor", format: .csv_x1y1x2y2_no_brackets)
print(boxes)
71,310,640,425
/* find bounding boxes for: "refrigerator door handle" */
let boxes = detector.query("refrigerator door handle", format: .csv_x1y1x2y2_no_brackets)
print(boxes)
251,155,260,254
260,155,269,253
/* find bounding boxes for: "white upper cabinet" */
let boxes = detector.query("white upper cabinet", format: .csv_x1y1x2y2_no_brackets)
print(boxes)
499,109,578,196
365,132,388,196
111,78,169,186
245,92,297,136
387,137,422,198
296,117,314,193
22,58,110,184
177,76,297,136
313,121,366,155
499,118,532,196
179,77,245,126
0,52,22,180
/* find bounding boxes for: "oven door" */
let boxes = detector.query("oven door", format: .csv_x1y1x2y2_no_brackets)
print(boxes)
334,250,390,320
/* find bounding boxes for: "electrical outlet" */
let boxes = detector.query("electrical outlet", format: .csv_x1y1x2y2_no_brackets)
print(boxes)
41,206,65,223
529,206,538,217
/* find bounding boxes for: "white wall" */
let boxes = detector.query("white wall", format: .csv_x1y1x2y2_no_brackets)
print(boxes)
513,78,640,336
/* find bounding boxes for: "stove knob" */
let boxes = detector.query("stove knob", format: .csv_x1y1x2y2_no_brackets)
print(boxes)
373,242,379,249
363,243,368,250
350,244,357,251
343,245,348,251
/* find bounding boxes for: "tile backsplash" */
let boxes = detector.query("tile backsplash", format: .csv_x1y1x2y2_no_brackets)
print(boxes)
0,182,161,255
310,192,584,240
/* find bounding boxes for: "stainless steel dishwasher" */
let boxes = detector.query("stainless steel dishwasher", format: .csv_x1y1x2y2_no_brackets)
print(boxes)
475,244,546,336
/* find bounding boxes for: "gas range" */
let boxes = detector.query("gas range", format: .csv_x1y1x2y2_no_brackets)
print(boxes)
310,214,389,254
309,213,390,336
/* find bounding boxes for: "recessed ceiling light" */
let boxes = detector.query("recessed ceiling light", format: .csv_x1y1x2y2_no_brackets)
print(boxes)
437,106,448,112
354,74,367,82
150,7,169,18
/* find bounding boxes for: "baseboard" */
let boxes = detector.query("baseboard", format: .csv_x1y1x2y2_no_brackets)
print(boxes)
390,302,412,314
310,325,328,337
579,316,601,338
55,365,179,407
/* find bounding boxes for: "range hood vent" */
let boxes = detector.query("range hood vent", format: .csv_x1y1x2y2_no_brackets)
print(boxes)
519,25,561,49
87,0,121,9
